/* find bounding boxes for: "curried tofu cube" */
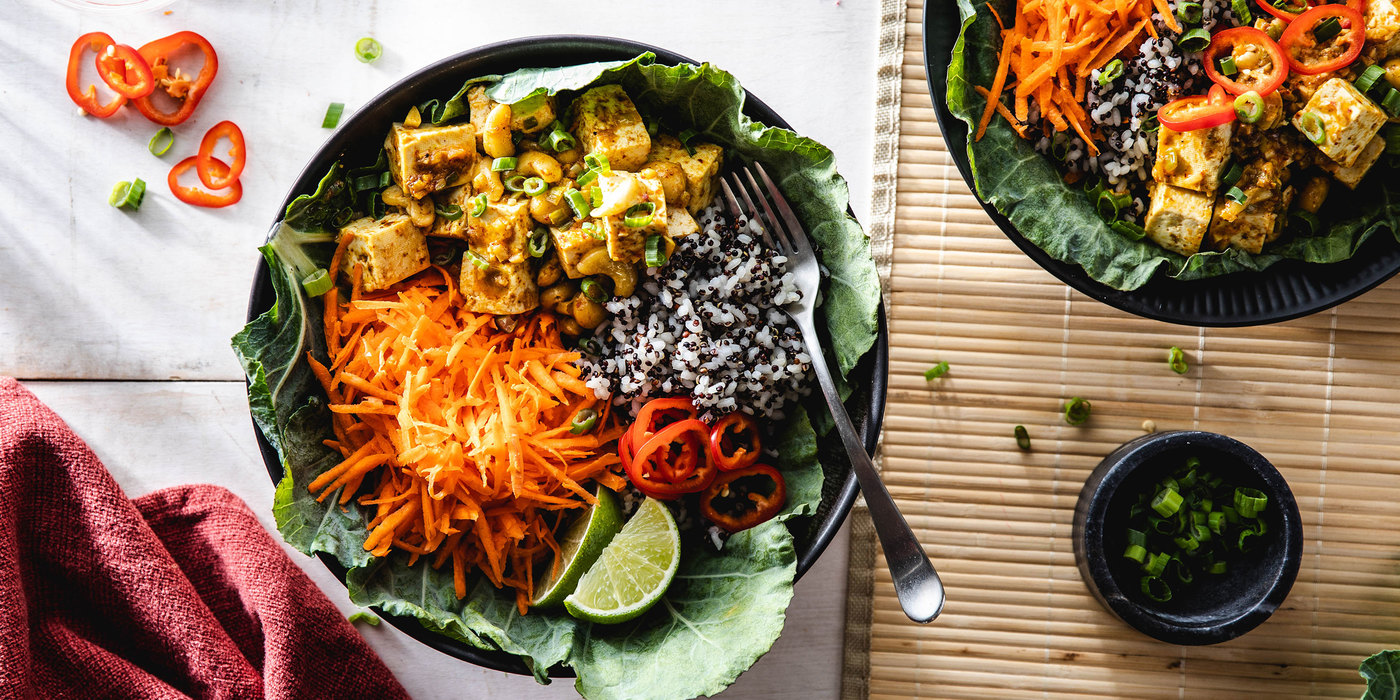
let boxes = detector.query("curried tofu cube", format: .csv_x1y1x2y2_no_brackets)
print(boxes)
339,214,430,292
1152,123,1233,193
1206,187,1290,254
647,135,724,214
465,196,533,263
459,258,538,315
468,86,557,138
1366,0,1400,58
1293,77,1387,167
592,172,667,264
385,122,477,200
1144,182,1214,256
550,221,606,279
428,186,472,239
569,85,652,171
1320,134,1386,188
666,207,700,239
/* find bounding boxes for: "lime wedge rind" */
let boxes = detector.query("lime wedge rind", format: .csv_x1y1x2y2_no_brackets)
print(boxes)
530,486,623,608
564,497,681,624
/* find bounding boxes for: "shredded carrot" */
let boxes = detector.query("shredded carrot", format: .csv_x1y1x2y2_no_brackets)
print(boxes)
306,279,623,614
972,0,1168,156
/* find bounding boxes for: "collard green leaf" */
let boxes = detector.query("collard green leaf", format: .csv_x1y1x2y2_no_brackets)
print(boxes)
947,0,1400,291
1362,650,1400,700
775,405,822,521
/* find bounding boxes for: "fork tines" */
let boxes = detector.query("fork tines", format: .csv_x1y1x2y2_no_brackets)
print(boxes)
719,163,811,256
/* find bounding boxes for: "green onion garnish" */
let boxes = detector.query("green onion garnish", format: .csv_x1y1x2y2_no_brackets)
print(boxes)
352,172,389,192
647,121,660,137
1225,186,1248,206
322,102,345,129
541,123,576,152
1217,55,1238,76
1127,529,1147,548
644,233,668,267
624,202,657,228
1014,425,1031,451
1313,16,1342,42
464,250,491,270
1141,576,1172,603
1383,88,1400,117
1231,0,1252,24
529,227,550,258
148,127,174,157
1098,59,1125,86
1142,552,1170,577
523,176,547,196
589,186,603,208
1208,511,1225,534
576,168,600,188
1124,544,1148,563
1208,561,1227,575
581,221,604,240
583,152,611,173
1298,111,1327,145
1168,346,1189,374
1178,28,1211,52
570,408,599,435
491,157,518,172
301,268,333,297
1234,487,1268,518
565,188,591,218
332,207,356,228
1356,64,1386,93
1140,113,1161,134
1221,161,1244,188
354,37,383,63
108,178,146,211
468,193,488,218
924,361,950,380
435,203,463,220
348,611,380,625
1111,220,1147,241
1386,127,1400,155
1151,488,1184,517
1063,396,1091,425
504,174,527,192
678,128,699,156
1177,1,1203,22
577,336,601,355
581,277,608,303
1234,91,1264,124
1096,189,1131,221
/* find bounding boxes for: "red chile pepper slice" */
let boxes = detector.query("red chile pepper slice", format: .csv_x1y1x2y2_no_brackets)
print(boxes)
1157,85,1237,131
623,418,715,500
132,31,219,126
169,155,242,208
628,397,698,451
1278,5,1365,75
95,43,154,99
708,411,762,471
700,464,786,532
197,120,246,190
1203,27,1289,96
1256,0,1365,23
66,33,126,118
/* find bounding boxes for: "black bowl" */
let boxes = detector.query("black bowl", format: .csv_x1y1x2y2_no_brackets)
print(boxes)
244,35,887,676
922,8,1400,326
1072,431,1303,645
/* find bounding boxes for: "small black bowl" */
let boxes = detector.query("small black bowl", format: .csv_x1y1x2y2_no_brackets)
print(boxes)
1073,431,1303,645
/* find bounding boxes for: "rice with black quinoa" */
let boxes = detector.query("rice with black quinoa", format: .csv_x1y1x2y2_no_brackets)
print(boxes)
579,206,811,421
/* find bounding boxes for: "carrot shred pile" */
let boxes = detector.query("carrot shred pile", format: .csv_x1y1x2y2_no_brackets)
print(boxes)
309,265,626,614
973,0,1181,154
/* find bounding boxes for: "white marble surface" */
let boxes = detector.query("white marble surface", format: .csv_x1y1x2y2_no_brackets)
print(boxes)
2,1,878,698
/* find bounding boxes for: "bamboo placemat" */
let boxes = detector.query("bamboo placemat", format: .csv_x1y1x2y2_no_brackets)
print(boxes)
857,1,1400,697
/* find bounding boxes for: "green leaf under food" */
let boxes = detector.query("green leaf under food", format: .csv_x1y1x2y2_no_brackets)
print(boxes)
1362,650,1400,699
233,53,877,699
947,0,1400,291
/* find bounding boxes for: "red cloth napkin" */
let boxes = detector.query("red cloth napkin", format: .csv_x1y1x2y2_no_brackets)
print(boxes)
0,377,409,699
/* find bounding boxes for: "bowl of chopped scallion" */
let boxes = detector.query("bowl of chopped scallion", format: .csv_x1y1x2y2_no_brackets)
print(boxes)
1073,431,1303,645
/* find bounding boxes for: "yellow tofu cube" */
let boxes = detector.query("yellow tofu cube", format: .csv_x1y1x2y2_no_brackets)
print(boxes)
465,196,533,263
550,221,607,279
385,122,477,200
597,173,666,264
1144,182,1213,256
646,134,724,214
428,186,472,240
1320,134,1386,188
1152,123,1233,193
666,207,700,239
1207,184,1293,253
468,86,557,138
1366,0,1400,58
569,85,652,171
459,258,538,315
1293,77,1387,167
339,214,430,292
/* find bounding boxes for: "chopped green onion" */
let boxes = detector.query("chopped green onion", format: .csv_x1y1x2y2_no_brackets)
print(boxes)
1225,186,1248,206
348,611,380,625
435,203,463,220
504,174,528,192
523,176,547,196
529,227,550,258
1096,189,1131,220
924,361,950,380
581,277,608,303
576,337,601,355
1238,530,1258,551
1149,516,1176,535
352,172,390,192
624,202,657,228
1169,557,1195,584
1123,544,1148,563
1176,1,1203,22
1313,16,1342,42
1221,161,1244,188
1385,127,1400,156
1178,28,1211,52
570,408,599,435
1111,220,1147,240
647,121,660,137
1234,91,1264,124
1168,345,1189,374
1222,505,1239,524
1217,55,1238,76
1383,88,1400,117
1234,487,1268,518
583,152,611,173
1127,528,1147,548
644,233,668,267
1208,511,1225,534
1208,561,1227,575
1050,138,1070,162
581,221,605,240
677,128,699,156
464,250,491,270
469,193,488,218
108,178,146,211
1231,0,1252,24
1298,111,1326,145
1063,396,1091,425
541,124,576,152
147,127,174,157
1098,59,1125,86
491,157,518,172
301,268,333,297
589,186,603,208
1141,576,1172,602
1357,65,1387,93
1140,113,1161,133
1142,552,1170,577
548,207,570,226
354,37,383,63
1290,209,1321,235
1173,533,1201,552
576,168,600,188
1014,425,1031,450
322,102,345,129
332,207,357,228
1151,488,1184,517
565,188,591,218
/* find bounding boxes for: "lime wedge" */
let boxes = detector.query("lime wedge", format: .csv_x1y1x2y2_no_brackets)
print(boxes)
564,497,681,624
531,486,623,608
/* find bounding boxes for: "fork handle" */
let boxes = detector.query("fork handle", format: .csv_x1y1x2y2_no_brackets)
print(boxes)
795,316,945,624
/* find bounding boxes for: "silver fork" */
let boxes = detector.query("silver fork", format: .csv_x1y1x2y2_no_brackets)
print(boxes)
721,163,945,624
